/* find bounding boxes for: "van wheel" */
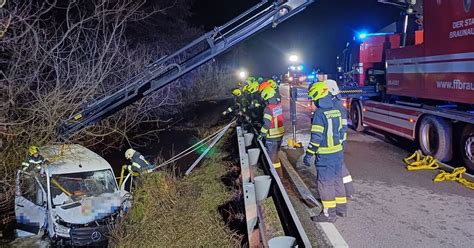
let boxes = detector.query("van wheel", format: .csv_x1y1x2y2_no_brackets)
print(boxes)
350,101,364,132
460,124,474,172
418,115,452,162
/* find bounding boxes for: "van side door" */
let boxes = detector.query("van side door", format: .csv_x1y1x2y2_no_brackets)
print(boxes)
15,171,47,236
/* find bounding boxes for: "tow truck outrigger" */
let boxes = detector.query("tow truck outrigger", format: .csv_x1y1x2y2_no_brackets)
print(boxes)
14,0,314,246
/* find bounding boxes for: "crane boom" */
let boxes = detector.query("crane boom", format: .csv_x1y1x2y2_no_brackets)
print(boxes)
58,0,314,139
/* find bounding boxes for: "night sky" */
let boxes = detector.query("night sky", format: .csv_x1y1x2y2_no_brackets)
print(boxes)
191,0,401,76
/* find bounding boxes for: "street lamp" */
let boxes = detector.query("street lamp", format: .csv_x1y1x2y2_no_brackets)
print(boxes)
289,54,299,63
238,70,248,80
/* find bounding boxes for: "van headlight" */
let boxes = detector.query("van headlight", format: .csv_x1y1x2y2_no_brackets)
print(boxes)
54,223,71,237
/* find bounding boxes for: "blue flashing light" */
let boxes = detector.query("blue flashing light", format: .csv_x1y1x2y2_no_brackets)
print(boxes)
307,75,315,79
297,65,304,71
357,31,395,40
358,32,368,39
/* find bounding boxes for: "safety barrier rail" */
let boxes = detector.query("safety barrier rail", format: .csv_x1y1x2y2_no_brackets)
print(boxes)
236,126,311,247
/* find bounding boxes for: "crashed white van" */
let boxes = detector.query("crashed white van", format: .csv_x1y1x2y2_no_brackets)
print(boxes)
15,144,131,246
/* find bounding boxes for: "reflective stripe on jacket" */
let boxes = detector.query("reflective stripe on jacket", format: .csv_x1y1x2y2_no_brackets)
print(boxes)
333,96,348,144
260,100,284,138
130,152,151,172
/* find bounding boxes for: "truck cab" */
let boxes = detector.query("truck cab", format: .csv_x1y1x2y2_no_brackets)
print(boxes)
15,144,131,246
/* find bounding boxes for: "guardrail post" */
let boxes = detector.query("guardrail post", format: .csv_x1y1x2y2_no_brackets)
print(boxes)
237,126,259,245
254,175,271,202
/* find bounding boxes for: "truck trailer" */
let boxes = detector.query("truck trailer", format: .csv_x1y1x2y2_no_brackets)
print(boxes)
337,0,474,171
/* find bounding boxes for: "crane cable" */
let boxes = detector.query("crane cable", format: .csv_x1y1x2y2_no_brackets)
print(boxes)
153,119,236,170
119,119,236,187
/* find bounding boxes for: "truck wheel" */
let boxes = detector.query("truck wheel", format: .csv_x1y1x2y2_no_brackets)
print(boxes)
460,124,474,171
418,115,452,162
350,101,364,132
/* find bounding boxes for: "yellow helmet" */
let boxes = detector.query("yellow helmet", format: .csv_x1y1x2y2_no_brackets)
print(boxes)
245,77,256,84
29,146,39,156
308,82,329,101
261,87,276,101
268,79,277,89
232,88,242,97
247,81,259,94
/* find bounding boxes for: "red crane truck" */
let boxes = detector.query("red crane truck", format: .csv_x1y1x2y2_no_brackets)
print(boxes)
337,0,474,171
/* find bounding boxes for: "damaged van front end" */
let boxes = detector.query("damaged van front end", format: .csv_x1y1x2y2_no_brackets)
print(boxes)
15,145,131,246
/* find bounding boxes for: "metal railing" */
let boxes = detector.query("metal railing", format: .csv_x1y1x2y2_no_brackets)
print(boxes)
236,126,311,247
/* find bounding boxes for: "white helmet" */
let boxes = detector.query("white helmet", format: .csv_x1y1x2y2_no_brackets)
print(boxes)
324,79,340,96
125,148,136,159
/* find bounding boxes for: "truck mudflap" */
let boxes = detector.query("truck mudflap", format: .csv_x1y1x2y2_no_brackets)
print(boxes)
69,225,109,246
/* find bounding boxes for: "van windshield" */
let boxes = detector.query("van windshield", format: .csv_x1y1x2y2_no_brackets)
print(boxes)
51,169,117,206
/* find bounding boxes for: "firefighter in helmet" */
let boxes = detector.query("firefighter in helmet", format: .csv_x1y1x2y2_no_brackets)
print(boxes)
324,79,354,198
245,77,264,127
22,146,47,172
125,148,155,175
259,86,285,177
304,81,346,222
259,79,280,102
222,88,244,116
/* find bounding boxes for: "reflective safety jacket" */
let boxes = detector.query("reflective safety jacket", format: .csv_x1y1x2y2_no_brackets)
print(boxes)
129,151,152,173
22,155,46,171
260,98,285,139
307,95,347,155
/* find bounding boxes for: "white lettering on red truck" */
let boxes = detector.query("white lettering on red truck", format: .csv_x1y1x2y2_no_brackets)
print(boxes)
436,80,474,91
450,18,474,38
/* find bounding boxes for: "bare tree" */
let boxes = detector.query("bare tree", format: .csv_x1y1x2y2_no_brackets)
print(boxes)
188,62,236,102
0,0,198,175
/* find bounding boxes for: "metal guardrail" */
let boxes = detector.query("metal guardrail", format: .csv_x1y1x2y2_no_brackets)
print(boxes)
236,126,312,247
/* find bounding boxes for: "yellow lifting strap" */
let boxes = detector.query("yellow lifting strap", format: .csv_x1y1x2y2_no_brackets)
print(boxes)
403,150,439,170
434,167,474,190
403,151,474,190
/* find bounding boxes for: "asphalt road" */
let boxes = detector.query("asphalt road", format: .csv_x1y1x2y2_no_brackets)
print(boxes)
279,83,474,248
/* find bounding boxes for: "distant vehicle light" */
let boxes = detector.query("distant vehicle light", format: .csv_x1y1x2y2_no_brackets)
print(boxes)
290,66,296,71
288,77,293,81
297,65,303,71
299,76,307,82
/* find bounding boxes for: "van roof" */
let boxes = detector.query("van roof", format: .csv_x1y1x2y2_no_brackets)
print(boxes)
41,144,113,175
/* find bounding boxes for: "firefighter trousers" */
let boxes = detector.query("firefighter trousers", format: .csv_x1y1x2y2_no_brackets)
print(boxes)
342,161,355,197
315,151,346,217
265,137,283,176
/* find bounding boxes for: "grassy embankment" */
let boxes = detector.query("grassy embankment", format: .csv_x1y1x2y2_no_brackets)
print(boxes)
110,134,242,247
